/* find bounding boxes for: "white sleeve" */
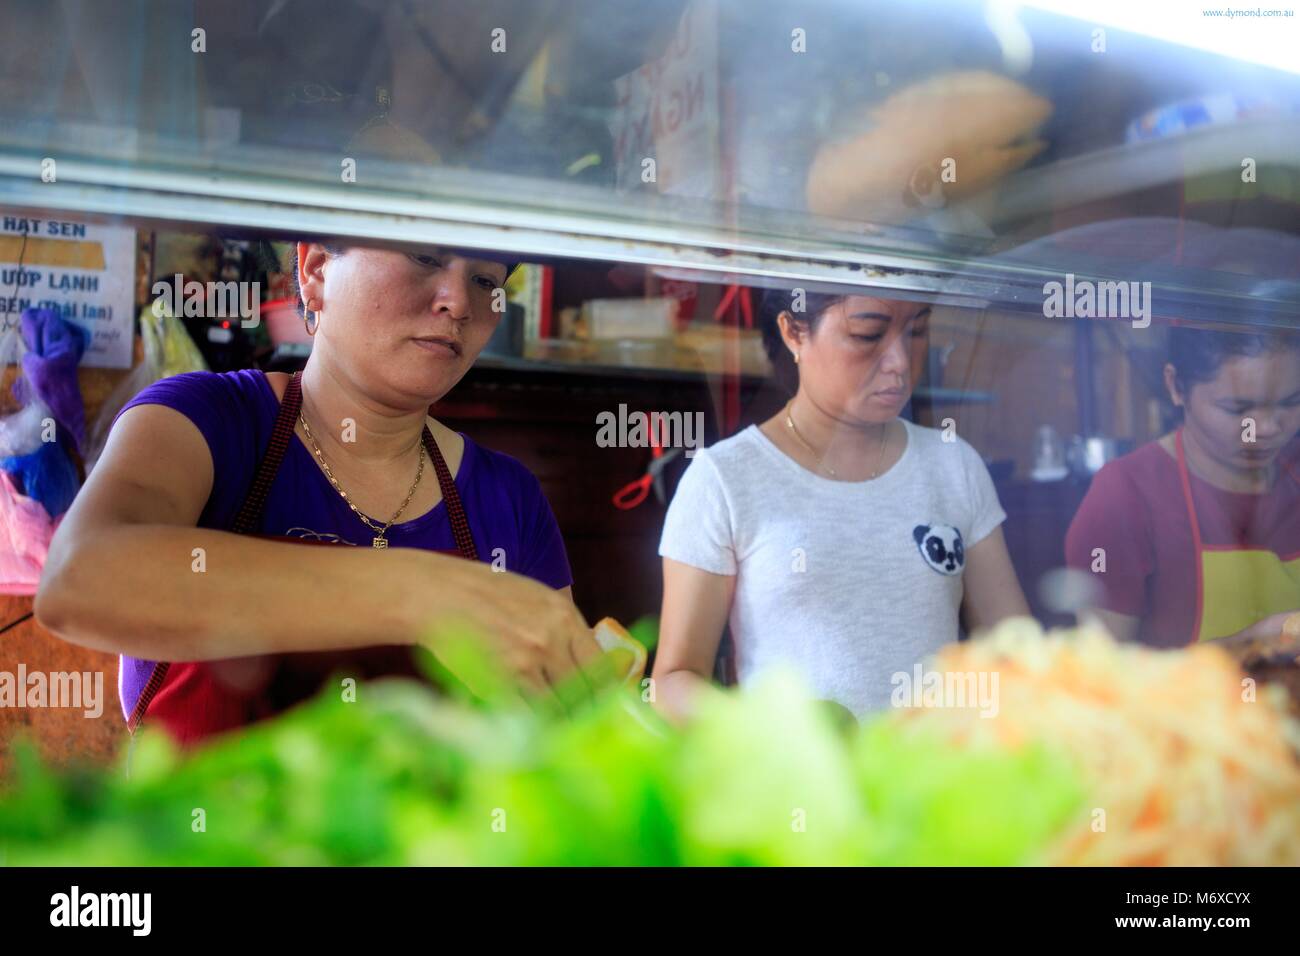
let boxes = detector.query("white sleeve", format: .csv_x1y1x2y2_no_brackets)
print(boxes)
658,450,738,575
961,438,1007,546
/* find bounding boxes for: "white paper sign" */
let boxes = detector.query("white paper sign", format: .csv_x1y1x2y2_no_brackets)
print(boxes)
610,0,720,200
0,215,136,369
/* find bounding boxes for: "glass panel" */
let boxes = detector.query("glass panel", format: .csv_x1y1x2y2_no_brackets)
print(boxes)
2,1,1300,870
0,0,1297,320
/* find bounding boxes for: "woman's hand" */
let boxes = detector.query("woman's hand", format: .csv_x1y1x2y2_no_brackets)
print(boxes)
415,561,604,713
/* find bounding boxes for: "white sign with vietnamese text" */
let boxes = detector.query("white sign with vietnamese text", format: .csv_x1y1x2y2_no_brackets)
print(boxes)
611,0,720,200
0,215,136,369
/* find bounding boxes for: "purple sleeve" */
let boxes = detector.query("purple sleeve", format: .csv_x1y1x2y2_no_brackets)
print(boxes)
513,470,573,590
458,441,572,590
471,449,572,590
112,370,267,722
114,370,263,528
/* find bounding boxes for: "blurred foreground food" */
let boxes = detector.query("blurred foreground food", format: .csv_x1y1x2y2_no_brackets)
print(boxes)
892,621,1300,865
1,620,1297,866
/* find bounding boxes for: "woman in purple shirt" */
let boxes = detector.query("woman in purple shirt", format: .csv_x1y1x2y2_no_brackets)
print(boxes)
35,242,599,745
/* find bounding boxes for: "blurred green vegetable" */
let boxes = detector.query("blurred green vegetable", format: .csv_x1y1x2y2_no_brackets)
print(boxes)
627,615,660,653
0,651,1085,866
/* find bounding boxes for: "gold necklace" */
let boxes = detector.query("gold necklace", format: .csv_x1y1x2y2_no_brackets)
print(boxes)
784,401,890,480
298,407,426,549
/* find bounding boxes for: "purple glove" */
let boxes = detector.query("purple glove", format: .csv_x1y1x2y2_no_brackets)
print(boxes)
12,307,88,453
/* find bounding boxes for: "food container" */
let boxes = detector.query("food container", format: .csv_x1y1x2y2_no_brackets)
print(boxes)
582,297,677,340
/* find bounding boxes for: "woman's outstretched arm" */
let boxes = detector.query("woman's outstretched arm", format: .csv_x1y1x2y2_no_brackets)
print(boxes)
36,403,597,693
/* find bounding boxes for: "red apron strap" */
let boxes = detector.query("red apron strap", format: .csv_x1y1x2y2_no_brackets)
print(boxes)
231,371,304,534
130,372,306,733
1175,428,1204,550
1175,427,1208,642
1283,457,1300,490
127,658,171,733
422,426,478,561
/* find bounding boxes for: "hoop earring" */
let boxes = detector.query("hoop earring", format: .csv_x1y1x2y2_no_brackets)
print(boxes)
303,300,319,336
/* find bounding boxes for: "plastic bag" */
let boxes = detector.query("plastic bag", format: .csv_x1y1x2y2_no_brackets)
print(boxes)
0,318,45,460
84,297,207,471
0,314,82,517
0,320,61,593
0,468,57,596
0,439,80,518
12,307,89,453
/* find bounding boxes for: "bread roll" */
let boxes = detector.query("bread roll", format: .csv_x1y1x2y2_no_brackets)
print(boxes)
806,70,1052,223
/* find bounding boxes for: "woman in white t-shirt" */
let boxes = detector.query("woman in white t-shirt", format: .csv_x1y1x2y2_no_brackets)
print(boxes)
654,290,1029,721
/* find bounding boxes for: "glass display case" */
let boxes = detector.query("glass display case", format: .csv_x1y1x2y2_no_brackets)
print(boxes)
2,0,1300,869
0,0,1295,317
2,3,1299,624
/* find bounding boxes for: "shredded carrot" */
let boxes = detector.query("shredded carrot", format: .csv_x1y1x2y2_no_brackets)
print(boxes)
887,620,1300,865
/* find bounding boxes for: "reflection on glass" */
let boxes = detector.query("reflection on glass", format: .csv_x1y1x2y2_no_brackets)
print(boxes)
1,0,1296,305
1066,324,1300,648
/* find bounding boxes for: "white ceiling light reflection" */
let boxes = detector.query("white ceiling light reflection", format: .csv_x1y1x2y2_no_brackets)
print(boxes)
1015,0,1300,75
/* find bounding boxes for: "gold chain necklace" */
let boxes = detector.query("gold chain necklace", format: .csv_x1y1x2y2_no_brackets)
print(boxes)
298,407,426,549
785,400,889,480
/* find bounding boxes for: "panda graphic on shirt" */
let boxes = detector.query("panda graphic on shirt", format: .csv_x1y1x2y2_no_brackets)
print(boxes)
913,523,965,576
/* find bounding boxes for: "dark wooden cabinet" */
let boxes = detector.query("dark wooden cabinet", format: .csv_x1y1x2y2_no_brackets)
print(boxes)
433,361,777,627
995,477,1092,628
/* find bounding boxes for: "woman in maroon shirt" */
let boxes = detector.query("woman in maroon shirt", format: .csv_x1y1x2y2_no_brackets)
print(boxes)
1066,325,1300,647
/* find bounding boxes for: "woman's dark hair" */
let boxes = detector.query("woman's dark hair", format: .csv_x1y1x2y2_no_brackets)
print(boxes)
1168,325,1300,392
758,287,846,393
